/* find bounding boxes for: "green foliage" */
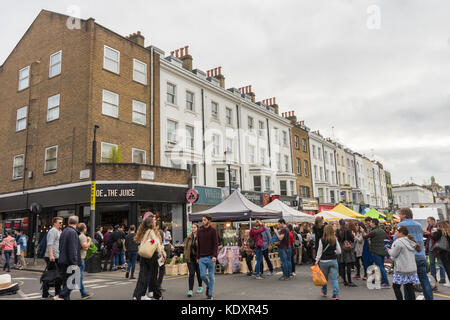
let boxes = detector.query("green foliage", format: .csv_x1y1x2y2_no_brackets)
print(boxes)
165,258,172,265
110,146,122,163
175,257,184,264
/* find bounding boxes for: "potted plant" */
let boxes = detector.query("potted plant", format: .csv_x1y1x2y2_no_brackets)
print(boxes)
165,257,178,276
177,256,188,275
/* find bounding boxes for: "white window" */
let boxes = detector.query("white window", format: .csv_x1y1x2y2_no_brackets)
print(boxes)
260,148,266,166
44,146,58,173
296,158,301,175
13,155,24,179
282,131,288,146
302,139,307,152
187,163,198,185
248,145,255,164
103,46,120,74
186,125,194,149
132,100,146,125
304,160,309,177
47,94,60,122
18,66,30,91
312,145,316,159
280,181,287,196
325,151,329,164
211,101,218,118
216,168,226,187
273,127,279,144
248,116,254,132
186,91,194,111
132,148,146,164
133,59,147,85
258,121,265,137
102,90,119,118
332,171,336,184
326,169,329,182
167,120,177,143
212,134,221,156
49,51,62,78
284,155,289,172
295,136,299,149
290,181,295,196
265,177,271,192
226,108,232,125
320,167,324,181
314,165,318,179
330,153,334,165
101,142,118,163
16,106,27,131
318,148,322,160
167,83,176,104
276,153,281,170
226,138,233,154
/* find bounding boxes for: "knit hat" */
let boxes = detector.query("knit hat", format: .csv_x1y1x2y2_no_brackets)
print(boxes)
143,211,153,220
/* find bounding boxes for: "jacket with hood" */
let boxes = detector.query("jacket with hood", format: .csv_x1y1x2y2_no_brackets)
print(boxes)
388,237,418,275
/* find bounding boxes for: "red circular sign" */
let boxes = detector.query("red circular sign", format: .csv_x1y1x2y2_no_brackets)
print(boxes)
186,189,199,203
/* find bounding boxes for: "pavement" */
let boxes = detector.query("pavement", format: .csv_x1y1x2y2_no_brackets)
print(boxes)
2,262,450,301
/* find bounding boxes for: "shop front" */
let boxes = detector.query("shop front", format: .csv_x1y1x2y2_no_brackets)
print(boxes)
299,197,319,215
0,181,188,257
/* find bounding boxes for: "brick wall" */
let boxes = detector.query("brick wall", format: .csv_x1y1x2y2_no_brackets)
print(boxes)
291,125,314,197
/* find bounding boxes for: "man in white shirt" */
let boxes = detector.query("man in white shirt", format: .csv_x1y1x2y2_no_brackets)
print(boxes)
42,217,63,299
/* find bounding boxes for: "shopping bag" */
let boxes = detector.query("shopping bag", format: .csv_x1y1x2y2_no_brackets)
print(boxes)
85,242,98,260
311,265,327,286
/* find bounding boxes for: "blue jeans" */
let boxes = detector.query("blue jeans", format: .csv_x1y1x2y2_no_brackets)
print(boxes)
405,255,433,300
79,259,86,296
3,250,12,270
199,256,216,297
254,248,263,276
127,252,138,277
278,248,291,278
429,254,446,281
371,253,389,285
319,260,339,297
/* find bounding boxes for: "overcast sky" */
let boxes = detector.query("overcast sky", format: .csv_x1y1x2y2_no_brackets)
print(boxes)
1,0,449,186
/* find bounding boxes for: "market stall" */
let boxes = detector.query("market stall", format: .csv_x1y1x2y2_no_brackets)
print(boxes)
262,199,315,224
316,210,359,222
189,190,282,274
332,203,366,219
364,208,387,222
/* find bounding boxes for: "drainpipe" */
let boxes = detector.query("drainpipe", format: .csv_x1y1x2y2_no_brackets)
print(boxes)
201,89,206,185
150,47,154,165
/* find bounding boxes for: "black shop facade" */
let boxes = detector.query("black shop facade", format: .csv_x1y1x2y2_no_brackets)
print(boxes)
0,182,188,258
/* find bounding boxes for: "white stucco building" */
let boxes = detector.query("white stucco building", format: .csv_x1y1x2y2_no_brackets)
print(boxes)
393,185,434,208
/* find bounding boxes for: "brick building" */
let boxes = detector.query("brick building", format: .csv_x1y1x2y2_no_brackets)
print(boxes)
281,111,315,212
0,10,190,251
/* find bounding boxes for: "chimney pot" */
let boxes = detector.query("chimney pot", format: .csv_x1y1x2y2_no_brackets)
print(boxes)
137,31,141,35
175,49,180,57
249,85,252,92
171,51,174,56
185,46,189,55
218,66,222,75
180,48,184,56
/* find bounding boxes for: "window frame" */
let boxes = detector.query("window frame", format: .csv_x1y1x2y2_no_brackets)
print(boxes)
167,82,177,105
132,100,147,125
226,107,233,125
212,134,221,156
16,106,27,132
47,94,61,122
101,142,118,163
280,180,287,196
133,59,147,85
132,148,146,164
13,154,25,180
211,101,219,119
102,89,119,118
304,160,309,177
216,168,226,188
294,136,299,149
103,45,120,74
49,50,62,78
185,125,195,149
44,145,58,173
167,119,178,143
18,66,30,91
186,91,195,111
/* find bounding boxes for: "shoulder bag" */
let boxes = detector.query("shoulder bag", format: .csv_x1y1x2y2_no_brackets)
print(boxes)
433,234,449,252
138,230,158,259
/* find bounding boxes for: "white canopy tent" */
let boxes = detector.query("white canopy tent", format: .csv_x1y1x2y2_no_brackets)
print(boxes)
262,199,315,223
316,210,358,222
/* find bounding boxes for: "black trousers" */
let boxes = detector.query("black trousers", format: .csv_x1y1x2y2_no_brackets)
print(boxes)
242,252,254,272
187,261,202,290
157,263,165,289
259,249,274,274
290,247,296,273
42,258,62,297
393,283,416,300
440,250,450,283
339,262,353,283
133,255,161,300
102,248,113,271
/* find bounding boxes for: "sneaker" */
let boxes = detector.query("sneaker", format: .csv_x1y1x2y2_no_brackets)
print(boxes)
439,279,446,284
125,272,129,278
197,287,203,294
18,266,24,270
52,295,63,300
291,272,296,276
246,272,253,276
267,271,274,276
362,276,368,281
130,276,136,280
81,292,94,299
278,276,288,281
331,295,339,300
381,284,391,289
141,295,151,300
443,283,450,288
206,286,210,297
347,282,357,287
353,275,361,279
321,290,327,297
255,275,264,280
149,292,154,298
206,295,213,300
187,290,193,297
41,294,54,300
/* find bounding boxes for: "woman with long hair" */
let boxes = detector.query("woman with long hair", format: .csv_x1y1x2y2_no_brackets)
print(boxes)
432,221,450,287
337,220,357,287
315,224,341,300
184,223,203,297
132,215,166,300
353,222,367,280
388,226,421,300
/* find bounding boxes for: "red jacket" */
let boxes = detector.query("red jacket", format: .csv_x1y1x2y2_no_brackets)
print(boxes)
289,232,295,247
250,226,266,249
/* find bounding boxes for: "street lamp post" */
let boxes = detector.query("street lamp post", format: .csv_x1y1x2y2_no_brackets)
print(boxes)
225,151,232,196
90,125,99,238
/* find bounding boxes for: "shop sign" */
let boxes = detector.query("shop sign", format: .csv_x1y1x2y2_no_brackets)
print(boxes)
194,186,223,206
301,198,319,211
141,170,155,180
241,190,263,206
80,169,90,180
95,184,137,200
186,189,199,203
318,204,335,212
279,195,297,207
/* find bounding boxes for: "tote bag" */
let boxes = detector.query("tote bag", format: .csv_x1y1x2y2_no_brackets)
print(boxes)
138,231,158,259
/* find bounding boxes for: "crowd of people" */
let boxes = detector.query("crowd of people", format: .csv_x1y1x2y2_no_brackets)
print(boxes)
1,207,450,301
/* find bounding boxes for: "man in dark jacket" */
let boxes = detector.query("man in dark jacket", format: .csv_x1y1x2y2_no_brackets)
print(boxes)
102,227,113,271
125,225,138,279
55,216,81,300
424,217,446,283
110,225,126,270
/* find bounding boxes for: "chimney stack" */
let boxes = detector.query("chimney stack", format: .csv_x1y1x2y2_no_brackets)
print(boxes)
239,85,255,102
126,31,145,47
172,45,193,71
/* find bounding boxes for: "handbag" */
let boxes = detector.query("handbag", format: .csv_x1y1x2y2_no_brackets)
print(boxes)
343,240,353,252
311,264,327,286
40,263,62,289
138,231,158,259
433,234,449,252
